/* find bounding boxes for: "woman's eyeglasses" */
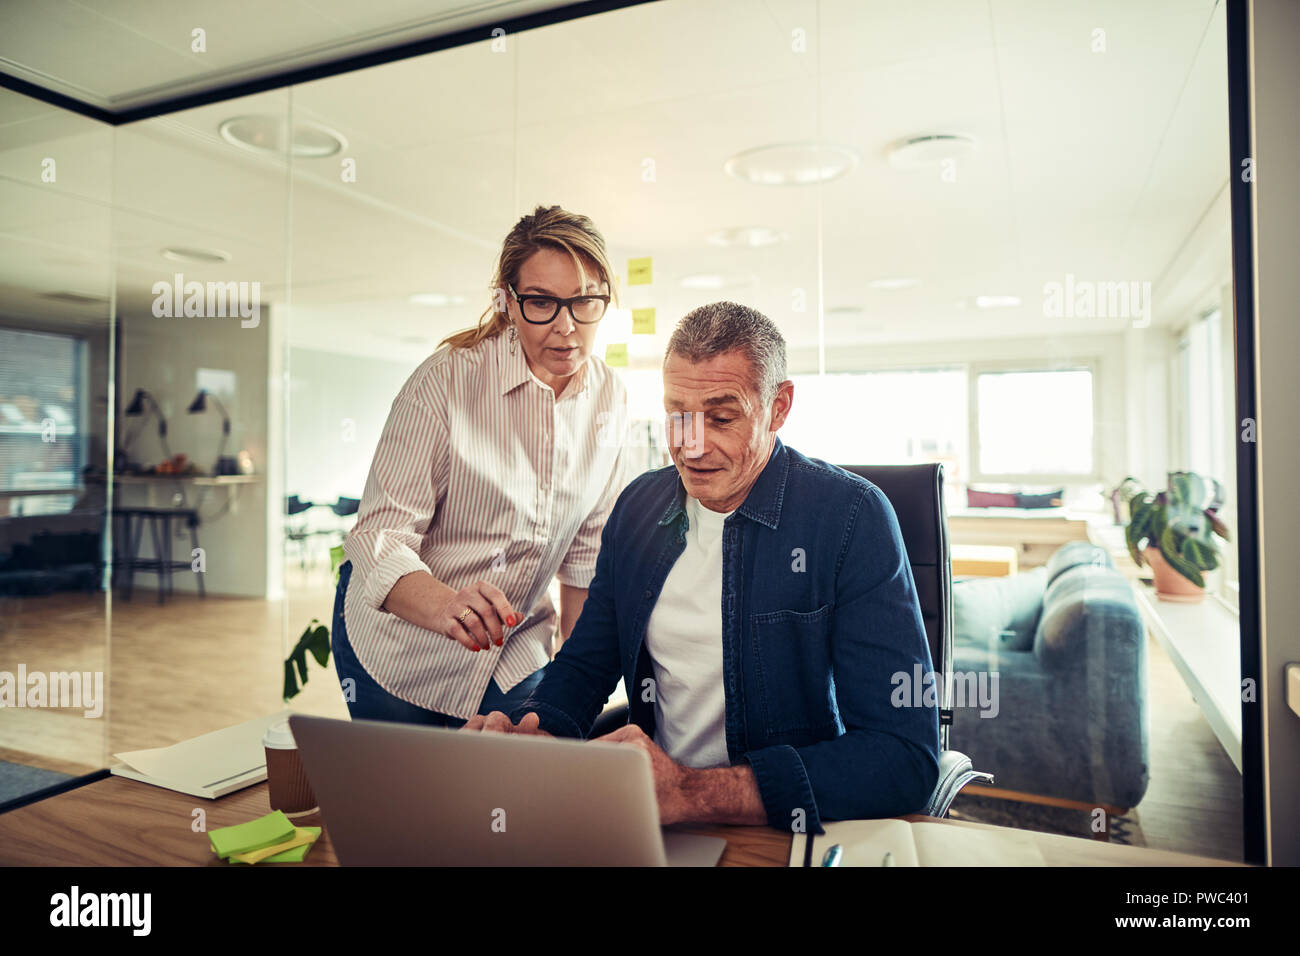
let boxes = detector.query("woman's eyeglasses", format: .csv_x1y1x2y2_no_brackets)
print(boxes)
509,284,610,325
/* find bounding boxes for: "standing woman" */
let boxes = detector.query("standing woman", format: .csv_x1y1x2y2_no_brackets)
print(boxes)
332,205,629,725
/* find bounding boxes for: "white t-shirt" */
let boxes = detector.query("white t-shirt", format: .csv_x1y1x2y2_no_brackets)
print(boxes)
644,494,732,768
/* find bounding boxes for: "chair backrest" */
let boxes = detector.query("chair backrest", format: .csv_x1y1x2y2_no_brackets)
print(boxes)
838,463,953,744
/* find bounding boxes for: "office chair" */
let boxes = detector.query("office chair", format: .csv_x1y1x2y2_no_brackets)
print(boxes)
586,462,991,819
839,463,993,817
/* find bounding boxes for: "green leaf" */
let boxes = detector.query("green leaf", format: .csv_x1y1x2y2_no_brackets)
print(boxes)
1160,525,1205,587
283,659,299,701
293,647,309,685
307,624,330,668
1182,535,1218,571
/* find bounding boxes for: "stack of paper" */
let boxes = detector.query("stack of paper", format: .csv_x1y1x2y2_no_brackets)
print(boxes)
112,710,292,799
209,810,322,864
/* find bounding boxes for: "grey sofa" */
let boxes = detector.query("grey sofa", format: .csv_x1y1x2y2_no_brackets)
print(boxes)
949,540,1150,813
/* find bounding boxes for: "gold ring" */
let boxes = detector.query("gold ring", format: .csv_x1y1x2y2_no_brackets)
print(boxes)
456,608,474,624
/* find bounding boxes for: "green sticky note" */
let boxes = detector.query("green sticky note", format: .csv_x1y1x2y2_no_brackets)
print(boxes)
605,343,628,367
208,810,295,859
632,308,655,334
627,257,653,286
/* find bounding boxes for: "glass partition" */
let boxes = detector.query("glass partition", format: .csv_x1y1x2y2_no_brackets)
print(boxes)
0,88,113,787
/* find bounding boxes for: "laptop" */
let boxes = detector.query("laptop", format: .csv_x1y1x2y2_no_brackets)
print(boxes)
289,715,728,866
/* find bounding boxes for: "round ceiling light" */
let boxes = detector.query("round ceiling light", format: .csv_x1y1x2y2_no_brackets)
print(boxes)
887,134,977,169
219,115,348,158
724,142,859,186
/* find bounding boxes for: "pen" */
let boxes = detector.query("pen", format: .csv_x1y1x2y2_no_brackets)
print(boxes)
820,844,842,867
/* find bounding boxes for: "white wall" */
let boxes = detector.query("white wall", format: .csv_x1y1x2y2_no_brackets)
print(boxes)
118,306,271,597
286,345,421,514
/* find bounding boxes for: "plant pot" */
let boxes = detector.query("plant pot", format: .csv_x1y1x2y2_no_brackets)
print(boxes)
1144,546,1205,603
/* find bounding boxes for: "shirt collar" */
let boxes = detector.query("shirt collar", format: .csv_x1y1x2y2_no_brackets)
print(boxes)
497,328,593,399
657,437,788,530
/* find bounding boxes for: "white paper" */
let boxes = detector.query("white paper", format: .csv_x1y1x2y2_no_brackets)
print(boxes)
112,710,289,795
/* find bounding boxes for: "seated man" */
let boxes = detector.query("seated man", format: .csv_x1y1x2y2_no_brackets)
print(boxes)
465,301,939,834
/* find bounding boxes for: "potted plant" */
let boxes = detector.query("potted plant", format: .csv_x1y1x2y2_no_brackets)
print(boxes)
1119,473,1231,602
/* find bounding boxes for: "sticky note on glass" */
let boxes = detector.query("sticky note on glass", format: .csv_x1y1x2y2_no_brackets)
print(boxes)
627,257,653,285
632,308,655,334
208,810,295,859
605,343,628,367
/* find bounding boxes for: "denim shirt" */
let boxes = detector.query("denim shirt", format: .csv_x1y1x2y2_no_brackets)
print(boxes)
509,437,940,833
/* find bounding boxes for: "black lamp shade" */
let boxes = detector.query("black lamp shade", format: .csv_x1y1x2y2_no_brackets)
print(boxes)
187,390,208,414
125,389,148,416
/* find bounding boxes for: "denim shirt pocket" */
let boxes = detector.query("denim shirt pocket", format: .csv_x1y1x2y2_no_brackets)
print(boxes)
751,603,837,736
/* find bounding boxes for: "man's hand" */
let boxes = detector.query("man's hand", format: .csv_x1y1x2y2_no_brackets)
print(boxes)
592,723,694,825
460,710,551,737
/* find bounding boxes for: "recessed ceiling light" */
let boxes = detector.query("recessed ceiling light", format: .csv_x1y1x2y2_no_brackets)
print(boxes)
974,295,1021,309
707,226,787,247
219,115,348,158
161,246,231,264
724,142,859,186
887,134,977,169
408,293,466,307
868,278,920,290
681,274,726,290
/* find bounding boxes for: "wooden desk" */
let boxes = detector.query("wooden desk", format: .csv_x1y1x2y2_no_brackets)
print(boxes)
0,777,1238,866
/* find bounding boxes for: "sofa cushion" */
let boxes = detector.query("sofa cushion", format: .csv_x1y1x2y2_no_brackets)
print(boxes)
1045,540,1113,586
953,566,1048,652
1035,564,1142,667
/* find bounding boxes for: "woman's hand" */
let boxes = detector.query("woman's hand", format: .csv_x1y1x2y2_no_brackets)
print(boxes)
432,580,519,652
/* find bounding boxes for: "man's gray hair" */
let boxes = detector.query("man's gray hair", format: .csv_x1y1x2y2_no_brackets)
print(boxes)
665,301,787,404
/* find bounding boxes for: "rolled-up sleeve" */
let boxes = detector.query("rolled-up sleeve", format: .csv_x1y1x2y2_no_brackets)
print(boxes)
343,387,449,612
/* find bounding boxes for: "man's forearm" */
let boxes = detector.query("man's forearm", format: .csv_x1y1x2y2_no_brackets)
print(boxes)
678,764,768,825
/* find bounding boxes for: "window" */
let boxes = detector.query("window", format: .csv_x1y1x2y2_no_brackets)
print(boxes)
783,370,968,484
0,327,86,515
974,368,1095,479
1180,310,1225,482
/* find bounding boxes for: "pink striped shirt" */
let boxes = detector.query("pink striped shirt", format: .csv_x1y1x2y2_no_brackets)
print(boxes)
342,329,630,718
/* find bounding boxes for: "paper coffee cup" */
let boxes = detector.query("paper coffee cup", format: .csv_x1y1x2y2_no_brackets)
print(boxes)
262,718,317,814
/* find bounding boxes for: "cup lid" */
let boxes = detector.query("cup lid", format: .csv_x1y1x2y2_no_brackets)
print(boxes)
262,717,297,750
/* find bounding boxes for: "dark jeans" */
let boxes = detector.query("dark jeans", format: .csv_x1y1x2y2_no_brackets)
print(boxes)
331,561,545,727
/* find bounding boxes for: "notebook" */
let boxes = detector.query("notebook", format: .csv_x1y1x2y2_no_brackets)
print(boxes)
790,817,1047,866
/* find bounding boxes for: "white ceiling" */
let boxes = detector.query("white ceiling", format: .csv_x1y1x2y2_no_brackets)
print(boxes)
0,0,581,112
0,0,1231,367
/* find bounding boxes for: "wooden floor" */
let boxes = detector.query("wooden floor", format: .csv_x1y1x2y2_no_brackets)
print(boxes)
0,566,1243,862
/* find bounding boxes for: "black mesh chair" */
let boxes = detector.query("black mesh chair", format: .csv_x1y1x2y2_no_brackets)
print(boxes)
588,462,990,818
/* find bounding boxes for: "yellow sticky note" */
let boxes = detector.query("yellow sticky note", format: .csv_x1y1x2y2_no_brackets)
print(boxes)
228,826,319,864
605,343,629,367
627,257,653,286
632,308,656,334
